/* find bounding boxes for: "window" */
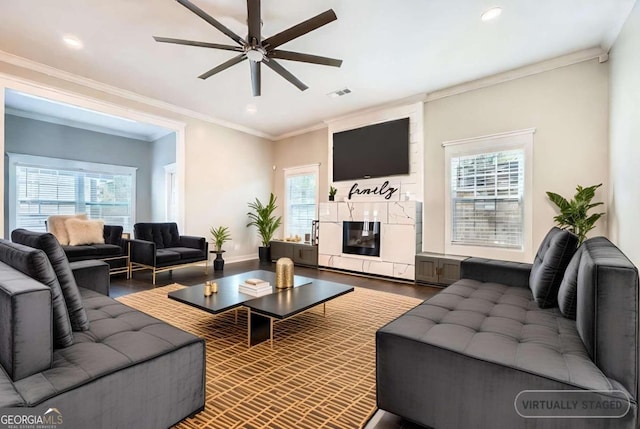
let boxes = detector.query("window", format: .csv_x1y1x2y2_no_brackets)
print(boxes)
8,154,137,232
284,164,319,239
451,149,524,248
443,129,534,259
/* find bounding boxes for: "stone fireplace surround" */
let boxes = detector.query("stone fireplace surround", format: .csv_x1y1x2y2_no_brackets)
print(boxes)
318,200,422,281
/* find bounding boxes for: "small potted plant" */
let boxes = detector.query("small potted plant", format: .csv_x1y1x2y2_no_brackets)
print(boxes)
546,183,605,245
329,186,337,201
209,225,231,270
247,193,282,262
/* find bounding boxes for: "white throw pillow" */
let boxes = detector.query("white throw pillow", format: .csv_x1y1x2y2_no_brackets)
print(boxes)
47,214,88,245
65,218,105,246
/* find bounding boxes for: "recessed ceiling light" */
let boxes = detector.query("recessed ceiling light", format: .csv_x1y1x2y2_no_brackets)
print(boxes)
245,104,257,114
481,7,502,22
62,35,83,49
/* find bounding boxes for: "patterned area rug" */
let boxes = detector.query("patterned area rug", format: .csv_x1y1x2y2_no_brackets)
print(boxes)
117,284,421,429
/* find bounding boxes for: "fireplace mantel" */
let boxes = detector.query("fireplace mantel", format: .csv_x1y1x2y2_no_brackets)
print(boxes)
318,201,422,280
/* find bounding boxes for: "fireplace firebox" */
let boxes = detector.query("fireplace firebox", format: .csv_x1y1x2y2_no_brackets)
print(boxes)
342,221,381,257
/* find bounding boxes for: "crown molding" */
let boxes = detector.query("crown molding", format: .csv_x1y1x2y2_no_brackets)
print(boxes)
272,122,328,141
0,50,276,141
5,107,170,142
425,47,606,102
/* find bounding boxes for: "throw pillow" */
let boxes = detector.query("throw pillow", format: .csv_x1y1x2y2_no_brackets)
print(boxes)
66,218,105,246
47,214,87,245
529,227,579,308
557,246,584,319
11,229,90,331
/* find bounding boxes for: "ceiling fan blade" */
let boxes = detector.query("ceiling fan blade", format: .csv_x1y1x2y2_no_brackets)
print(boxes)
153,36,243,52
175,0,245,46
264,59,308,91
198,54,247,80
263,9,337,49
269,50,342,67
250,60,261,96
247,0,261,45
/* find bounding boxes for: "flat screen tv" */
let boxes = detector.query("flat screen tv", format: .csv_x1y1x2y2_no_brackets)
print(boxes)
332,117,410,182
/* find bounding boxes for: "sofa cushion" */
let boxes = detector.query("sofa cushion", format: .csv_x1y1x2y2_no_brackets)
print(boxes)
12,287,203,406
529,227,578,308
134,222,181,249
557,246,584,319
379,279,612,390
47,214,87,246
168,247,205,260
11,229,90,332
62,245,98,260
66,218,105,246
155,249,181,265
0,239,74,348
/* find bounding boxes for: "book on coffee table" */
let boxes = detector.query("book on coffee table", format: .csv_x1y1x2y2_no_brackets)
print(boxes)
238,286,272,297
239,278,272,296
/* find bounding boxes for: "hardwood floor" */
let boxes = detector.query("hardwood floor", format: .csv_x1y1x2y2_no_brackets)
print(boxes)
110,259,440,429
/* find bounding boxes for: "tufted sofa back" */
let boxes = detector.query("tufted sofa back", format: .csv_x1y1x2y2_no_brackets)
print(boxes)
133,222,181,249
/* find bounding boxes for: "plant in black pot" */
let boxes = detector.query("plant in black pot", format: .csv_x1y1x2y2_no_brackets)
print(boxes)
209,225,231,270
329,186,337,201
247,193,282,262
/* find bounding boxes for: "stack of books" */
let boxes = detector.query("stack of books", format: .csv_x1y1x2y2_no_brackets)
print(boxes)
239,278,272,296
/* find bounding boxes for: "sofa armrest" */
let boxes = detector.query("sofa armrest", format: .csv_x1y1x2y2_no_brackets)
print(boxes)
179,235,208,252
460,257,532,288
103,224,124,246
70,260,110,296
129,239,156,267
0,277,53,381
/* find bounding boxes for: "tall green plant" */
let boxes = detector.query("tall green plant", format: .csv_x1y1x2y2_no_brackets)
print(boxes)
546,184,605,245
246,193,282,247
209,225,231,252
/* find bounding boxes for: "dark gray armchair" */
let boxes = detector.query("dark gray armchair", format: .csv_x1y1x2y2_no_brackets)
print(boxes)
129,222,208,284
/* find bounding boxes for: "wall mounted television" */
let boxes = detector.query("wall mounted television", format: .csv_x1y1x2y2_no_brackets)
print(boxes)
332,117,410,182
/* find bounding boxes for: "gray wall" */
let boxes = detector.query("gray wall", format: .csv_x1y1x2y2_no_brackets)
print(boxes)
4,114,153,234
150,132,176,221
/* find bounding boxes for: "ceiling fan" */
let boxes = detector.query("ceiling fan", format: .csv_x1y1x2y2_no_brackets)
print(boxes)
154,0,343,96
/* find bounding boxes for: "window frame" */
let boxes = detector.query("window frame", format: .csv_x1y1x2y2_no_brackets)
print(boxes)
7,153,137,233
283,164,319,240
443,129,534,261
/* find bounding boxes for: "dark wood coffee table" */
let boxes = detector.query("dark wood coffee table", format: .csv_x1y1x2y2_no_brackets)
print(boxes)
167,270,354,348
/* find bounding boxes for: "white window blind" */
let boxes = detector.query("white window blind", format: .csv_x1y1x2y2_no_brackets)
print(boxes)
9,154,136,233
450,149,525,249
284,165,319,239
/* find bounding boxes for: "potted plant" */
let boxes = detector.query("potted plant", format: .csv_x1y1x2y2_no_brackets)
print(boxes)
209,225,231,270
329,186,337,201
546,183,605,245
247,193,282,262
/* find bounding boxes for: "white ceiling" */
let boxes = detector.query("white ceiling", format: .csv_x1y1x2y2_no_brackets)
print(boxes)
0,0,636,139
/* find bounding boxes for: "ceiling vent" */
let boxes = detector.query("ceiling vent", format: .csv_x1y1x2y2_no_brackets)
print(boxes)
328,88,352,98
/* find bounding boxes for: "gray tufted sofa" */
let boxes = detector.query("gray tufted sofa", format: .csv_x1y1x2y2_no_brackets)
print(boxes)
0,232,205,429
377,231,639,428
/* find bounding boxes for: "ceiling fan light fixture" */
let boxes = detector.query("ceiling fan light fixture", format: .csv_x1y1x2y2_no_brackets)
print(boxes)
246,49,264,62
481,7,502,22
